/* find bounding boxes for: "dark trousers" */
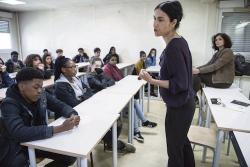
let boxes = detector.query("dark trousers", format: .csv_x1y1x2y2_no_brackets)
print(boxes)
103,117,122,147
193,74,232,93
165,98,195,167
1,149,76,167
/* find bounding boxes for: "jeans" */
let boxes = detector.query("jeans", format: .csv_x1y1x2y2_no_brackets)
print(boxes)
134,99,147,133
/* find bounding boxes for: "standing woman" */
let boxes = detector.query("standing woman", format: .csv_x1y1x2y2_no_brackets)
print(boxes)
139,1,195,166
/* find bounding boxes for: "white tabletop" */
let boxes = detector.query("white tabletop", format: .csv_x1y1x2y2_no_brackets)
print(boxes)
0,88,7,101
74,92,133,116
9,72,17,79
203,87,250,132
100,75,146,96
22,92,133,157
76,62,90,69
146,66,160,73
233,131,250,165
116,63,134,70
22,114,119,158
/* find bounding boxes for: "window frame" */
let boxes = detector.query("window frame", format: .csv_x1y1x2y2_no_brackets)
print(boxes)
0,18,12,53
218,8,250,61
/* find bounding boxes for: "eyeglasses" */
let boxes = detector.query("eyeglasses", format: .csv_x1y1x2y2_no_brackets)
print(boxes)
110,59,117,62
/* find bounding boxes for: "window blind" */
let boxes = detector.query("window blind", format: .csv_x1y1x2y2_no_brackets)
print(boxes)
221,12,250,52
0,20,10,33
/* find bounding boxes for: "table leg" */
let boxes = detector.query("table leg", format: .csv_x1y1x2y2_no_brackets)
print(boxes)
124,68,128,76
212,130,224,167
131,97,134,144
112,121,118,167
147,83,150,112
77,157,87,167
28,148,36,167
202,98,212,162
128,99,132,143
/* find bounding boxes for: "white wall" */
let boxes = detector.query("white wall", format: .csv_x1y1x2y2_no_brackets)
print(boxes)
18,0,218,65
0,11,20,62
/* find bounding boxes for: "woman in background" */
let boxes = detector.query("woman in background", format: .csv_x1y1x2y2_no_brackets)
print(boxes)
145,48,157,67
103,46,120,65
193,33,235,93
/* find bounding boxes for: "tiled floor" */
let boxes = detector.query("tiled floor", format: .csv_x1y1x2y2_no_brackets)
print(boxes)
38,100,240,167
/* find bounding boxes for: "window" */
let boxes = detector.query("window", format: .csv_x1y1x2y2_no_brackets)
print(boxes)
221,12,250,52
0,20,11,49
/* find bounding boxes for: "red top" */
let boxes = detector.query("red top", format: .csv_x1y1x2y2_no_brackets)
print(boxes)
103,63,123,81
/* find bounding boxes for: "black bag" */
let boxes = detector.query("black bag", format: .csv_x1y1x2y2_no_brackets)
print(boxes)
234,54,250,76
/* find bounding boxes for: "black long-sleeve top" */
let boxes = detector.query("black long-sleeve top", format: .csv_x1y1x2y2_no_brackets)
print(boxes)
159,37,194,107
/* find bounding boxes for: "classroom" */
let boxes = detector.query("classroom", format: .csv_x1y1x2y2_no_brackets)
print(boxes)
0,0,250,167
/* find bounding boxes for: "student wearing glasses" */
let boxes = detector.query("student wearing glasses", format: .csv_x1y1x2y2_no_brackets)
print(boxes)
139,1,195,166
54,57,93,115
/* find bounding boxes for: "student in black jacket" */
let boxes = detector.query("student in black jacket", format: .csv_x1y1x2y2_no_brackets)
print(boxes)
54,56,93,109
5,51,25,73
0,58,15,88
72,48,89,63
0,68,80,167
87,57,115,93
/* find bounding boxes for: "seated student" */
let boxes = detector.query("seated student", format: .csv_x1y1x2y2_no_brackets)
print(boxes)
25,54,52,79
103,46,120,65
42,53,54,75
73,48,89,63
90,47,104,67
87,57,115,93
54,56,93,109
104,54,157,143
86,57,135,152
43,49,49,55
193,33,235,93
0,59,15,89
0,68,79,167
145,48,157,67
5,51,25,73
54,49,64,70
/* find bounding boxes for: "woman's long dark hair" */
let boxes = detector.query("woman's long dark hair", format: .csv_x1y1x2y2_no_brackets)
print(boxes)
54,56,71,81
42,53,54,69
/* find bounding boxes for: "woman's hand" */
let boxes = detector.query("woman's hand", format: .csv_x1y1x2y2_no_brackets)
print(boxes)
37,63,45,70
192,68,200,75
139,69,153,83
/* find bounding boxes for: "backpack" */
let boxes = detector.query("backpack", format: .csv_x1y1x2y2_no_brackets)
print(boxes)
234,54,250,76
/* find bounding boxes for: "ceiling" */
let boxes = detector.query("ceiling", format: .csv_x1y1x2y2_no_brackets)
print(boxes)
0,0,153,12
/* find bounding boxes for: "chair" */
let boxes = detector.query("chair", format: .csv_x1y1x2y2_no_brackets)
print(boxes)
188,125,217,162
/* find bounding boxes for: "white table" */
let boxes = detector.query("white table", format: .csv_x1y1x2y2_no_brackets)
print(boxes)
230,131,250,166
202,86,250,167
76,62,90,72
116,63,134,76
146,66,161,112
22,114,119,167
99,75,147,143
9,72,17,79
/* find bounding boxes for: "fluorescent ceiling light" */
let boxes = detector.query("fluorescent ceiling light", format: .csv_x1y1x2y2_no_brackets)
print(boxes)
236,22,250,29
0,0,26,5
